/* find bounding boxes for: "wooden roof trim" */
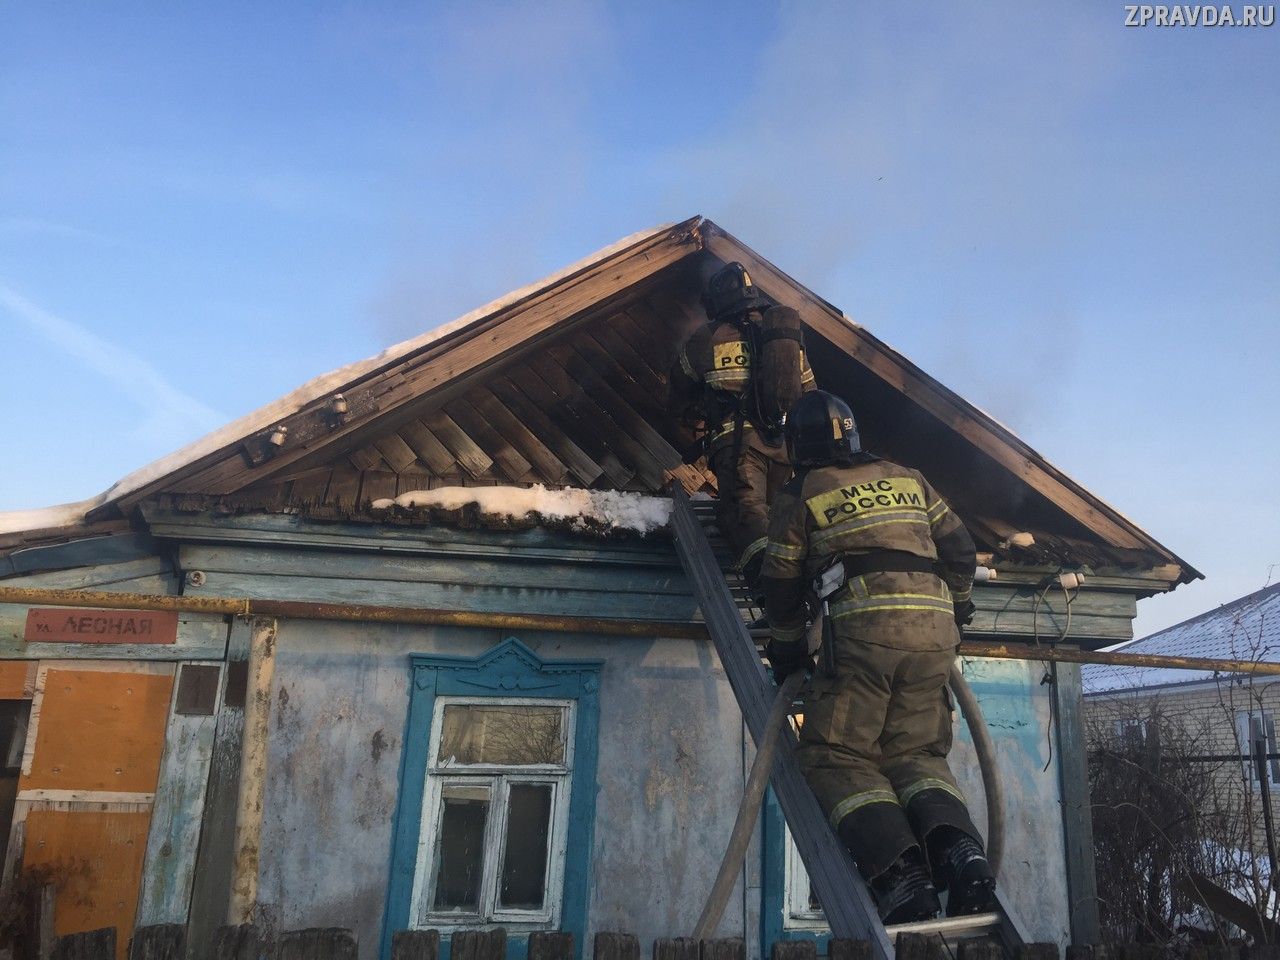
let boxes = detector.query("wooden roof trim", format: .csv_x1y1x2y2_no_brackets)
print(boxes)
91,218,704,516
700,222,1199,583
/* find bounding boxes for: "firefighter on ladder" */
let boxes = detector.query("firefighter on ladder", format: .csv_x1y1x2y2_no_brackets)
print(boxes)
760,390,997,924
668,262,816,612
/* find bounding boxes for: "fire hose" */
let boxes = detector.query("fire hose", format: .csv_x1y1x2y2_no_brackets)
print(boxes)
693,661,1004,937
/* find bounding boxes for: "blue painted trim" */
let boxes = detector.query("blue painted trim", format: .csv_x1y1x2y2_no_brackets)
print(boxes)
761,789,831,954
382,638,603,960
1,533,160,578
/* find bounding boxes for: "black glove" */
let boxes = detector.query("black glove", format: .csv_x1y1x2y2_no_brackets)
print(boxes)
954,599,976,628
766,639,813,684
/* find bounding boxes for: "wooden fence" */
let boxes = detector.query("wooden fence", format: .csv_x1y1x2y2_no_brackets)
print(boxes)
15,923,1262,960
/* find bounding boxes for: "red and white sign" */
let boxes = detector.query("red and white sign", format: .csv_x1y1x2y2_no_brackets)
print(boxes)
24,608,179,644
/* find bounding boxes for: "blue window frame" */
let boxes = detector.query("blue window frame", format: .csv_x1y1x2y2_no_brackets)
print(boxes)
761,789,831,952
383,638,602,960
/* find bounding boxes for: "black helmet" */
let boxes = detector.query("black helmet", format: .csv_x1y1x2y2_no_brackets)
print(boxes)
785,391,861,467
703,261,766,323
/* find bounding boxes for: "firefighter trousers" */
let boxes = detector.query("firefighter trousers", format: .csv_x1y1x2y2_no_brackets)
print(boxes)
796,637,981,880
710,431,791,585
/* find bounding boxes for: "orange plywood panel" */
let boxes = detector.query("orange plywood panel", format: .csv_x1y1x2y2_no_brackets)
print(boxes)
0,661,35,699
22,668,173,793
23,809,151,960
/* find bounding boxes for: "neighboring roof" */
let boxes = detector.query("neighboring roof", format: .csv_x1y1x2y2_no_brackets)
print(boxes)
1083,582,1280,694
0,216,1199,589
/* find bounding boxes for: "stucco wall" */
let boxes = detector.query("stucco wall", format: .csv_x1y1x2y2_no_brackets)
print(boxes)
255,621,1073,957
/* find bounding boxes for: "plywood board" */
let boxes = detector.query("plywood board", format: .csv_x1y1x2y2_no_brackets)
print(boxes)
22,808,151,960
21,666,174,793
0,660,35,699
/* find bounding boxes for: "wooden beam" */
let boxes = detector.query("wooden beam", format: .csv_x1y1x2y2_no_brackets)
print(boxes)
507,365,634,488
470,390,569,485
398,420,457,475
423,410,494,480
346,446,382,472
445,397,534,482
701,227,1163,557
488,377,603,487
1052,660,1101,945
228,618,277,925
532,353,665,489
372,434,420,473
116,222,702,507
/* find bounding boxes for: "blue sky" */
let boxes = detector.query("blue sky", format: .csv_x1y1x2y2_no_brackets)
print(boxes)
1,2,1276,638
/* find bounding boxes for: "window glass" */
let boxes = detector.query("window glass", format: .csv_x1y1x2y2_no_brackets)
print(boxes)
499,783,553,910
438,704,564,766
431,783,491,912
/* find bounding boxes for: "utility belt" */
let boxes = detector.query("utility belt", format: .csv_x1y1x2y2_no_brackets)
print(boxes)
812,549,942,600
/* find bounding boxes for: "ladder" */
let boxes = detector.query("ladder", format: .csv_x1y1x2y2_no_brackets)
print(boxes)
668,485,1027,959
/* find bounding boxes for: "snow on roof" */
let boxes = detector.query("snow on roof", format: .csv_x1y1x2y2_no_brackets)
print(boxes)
0,224,675,538
372,485,671,535
1083,582,1280,694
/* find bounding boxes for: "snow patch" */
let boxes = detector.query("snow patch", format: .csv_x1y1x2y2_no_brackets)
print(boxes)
371,485,671,535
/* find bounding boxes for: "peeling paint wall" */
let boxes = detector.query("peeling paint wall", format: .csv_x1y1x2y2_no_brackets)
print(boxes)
256,623,1071,958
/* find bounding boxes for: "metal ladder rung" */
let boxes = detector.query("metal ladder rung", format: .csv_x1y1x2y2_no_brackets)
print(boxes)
885,911,1002,938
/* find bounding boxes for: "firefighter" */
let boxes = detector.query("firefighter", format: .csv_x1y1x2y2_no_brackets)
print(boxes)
668,262,816,605
759,390,995,924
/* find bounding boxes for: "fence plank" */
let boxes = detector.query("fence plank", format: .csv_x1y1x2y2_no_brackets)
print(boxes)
596,934,640,960
958,942,1002,960
277,929,357,960
650,940,696,960
769,943,815,960
528,934,573,960
129,927,185,960
893,934,944,960
210,926,259,960
449,930,505,960
50,930,116,960
697,942,743,960
391,931,440,960
827,941,871,960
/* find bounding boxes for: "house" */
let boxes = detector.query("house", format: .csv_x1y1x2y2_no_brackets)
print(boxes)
1083,584,1280,860
0,217,1198,959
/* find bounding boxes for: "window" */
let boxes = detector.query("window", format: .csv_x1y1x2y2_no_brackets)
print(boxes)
782,827,826,930
1237,711,1280,788
411,699,575,928
383,638,602,960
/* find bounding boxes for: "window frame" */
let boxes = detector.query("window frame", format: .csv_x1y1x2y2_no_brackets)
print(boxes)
382,638,602,960
1236,710,1280,788
410,696,576,930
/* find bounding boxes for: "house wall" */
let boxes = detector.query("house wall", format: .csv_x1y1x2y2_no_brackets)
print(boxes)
254,619,754,960
1085,678,1280,851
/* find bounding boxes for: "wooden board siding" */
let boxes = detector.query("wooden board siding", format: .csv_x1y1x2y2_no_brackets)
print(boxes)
22,808,152,960
137,662,224,926
21,666,174,794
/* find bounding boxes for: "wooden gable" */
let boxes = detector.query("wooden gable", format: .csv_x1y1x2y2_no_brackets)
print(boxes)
1,216,1198,588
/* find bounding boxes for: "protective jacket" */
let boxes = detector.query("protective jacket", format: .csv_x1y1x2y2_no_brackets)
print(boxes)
668,315,816,457
668,313,816,578
759,453,982,881
760,455,975,650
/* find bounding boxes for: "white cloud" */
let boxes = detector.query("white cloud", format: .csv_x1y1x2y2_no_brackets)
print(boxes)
0,283,224,446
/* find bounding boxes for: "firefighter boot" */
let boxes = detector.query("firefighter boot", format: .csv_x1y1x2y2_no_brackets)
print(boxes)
870,847,941,925
930,827,996,916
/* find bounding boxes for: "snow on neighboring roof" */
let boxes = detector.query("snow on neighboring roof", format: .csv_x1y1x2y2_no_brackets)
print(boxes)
372,485,672,536
1083,583,1280,694
0,224,676,538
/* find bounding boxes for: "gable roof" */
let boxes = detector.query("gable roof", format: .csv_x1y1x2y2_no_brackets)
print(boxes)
1083,582,1280,694
0,216,1199,589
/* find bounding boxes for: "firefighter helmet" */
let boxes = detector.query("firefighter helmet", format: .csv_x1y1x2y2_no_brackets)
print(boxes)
784,390,861,467
703,261,766,323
